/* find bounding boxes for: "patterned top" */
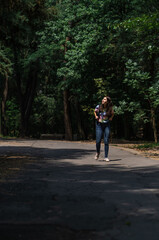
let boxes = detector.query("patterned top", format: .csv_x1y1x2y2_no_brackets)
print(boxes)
95,105,109,123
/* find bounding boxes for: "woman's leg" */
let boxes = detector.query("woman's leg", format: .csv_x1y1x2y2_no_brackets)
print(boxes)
104,123,110,158
96,122,103,155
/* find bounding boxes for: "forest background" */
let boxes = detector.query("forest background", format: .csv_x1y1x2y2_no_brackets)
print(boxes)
0,0,159,143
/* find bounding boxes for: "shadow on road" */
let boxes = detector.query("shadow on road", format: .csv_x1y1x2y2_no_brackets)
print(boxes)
0,145,159,239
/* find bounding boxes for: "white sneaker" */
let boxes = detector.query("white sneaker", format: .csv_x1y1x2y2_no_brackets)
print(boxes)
95,153,99,160
104,158,110,162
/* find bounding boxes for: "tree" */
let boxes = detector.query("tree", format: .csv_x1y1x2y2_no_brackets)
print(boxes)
0,47,12,135
103,4,159,141
38,0,106,139
124,59,159,142
0,0,51,136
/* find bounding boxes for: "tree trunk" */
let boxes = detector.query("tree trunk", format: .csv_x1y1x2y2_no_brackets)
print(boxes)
150,107,157,143
75,99,86,139
1,72,9,136
148,54,157,143
63,89,72,140
20,65,38,137
63,36,72,140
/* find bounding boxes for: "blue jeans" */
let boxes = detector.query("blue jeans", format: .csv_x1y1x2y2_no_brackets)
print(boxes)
96,121,110,158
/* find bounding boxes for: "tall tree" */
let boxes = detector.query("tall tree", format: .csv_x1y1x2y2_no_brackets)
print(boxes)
0,0,51,136
0,47,12,135
121,12,159,142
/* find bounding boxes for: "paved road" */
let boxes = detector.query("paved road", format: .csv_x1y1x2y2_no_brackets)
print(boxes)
0,140,159,240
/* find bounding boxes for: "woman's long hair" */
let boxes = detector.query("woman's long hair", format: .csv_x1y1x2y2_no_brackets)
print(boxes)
99,96,113,117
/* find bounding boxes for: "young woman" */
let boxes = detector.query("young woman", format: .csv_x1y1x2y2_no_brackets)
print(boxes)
94,96,114,161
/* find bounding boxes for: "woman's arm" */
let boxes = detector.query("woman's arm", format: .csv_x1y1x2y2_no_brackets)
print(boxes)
94,111,99,120
94,105,99,120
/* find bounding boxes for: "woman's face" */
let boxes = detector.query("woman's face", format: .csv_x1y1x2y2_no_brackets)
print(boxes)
102,97,107,105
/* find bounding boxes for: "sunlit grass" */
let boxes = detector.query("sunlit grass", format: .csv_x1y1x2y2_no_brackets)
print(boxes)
135,143,159,149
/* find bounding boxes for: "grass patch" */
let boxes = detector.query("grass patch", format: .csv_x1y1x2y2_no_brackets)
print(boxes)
135,143,159,150
0,134,17,139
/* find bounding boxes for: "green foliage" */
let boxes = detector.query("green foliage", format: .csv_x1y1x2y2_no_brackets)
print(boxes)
148,71,159,107
32,94,56,122
0,0,159,140
30,93,64,137
38,0,104,92
114,100,141,115
124,59,150,90
6,99,20,136
136,142,159,149
0,46,12,76
94,78,109,100
124,59,159,109
133,110,149,124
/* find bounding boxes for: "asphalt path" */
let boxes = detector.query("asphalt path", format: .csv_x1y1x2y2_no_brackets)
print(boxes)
0,140,159,240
